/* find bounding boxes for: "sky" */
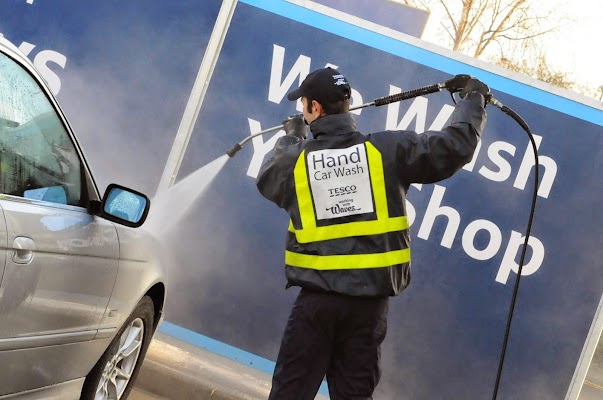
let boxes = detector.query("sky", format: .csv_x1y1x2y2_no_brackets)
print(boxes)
544,0,603,89
413,0,603,95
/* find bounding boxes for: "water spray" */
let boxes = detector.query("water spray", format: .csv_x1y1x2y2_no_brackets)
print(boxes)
225,73,539,400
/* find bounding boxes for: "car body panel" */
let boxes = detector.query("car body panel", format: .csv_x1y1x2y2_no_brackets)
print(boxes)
0,338,109,396
0,378,84,400
0,195,119,339
99,225,166,332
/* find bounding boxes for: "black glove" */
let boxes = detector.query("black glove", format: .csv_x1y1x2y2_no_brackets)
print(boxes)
460,78,490,107
282,114,308,140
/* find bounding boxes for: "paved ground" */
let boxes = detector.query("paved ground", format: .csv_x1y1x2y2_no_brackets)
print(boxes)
130,333,279,400
130,389,166,400
132,332,602,400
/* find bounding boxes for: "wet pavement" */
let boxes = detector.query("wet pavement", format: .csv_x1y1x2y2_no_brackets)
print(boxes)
131,332,277,400
133,332,602,400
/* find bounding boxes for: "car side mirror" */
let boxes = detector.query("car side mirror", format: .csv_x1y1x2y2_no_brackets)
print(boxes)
99,184,150,228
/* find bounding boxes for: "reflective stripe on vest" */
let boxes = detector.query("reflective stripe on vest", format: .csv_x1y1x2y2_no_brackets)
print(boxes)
285,248,410,270
287,142,410,270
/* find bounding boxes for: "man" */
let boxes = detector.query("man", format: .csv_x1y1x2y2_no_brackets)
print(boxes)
256,67,489,399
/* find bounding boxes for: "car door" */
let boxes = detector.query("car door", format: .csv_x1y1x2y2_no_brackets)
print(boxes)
0,48,120,393
0,199,119,339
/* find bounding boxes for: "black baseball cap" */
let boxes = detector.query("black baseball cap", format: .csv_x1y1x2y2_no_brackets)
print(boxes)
287,67,351,104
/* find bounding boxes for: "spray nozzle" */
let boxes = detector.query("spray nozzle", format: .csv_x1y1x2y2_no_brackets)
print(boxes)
226,143,242,158
225,123,286,158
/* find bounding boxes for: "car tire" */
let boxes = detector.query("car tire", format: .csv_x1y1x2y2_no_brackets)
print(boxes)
80,296,155,400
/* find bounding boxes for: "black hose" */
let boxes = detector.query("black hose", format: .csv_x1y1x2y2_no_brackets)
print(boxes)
491,103,540,400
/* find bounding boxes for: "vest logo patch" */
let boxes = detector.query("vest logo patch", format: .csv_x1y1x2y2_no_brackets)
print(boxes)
307,144,374,220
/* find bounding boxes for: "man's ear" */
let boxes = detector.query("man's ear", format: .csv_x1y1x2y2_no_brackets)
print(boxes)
312,100,323,116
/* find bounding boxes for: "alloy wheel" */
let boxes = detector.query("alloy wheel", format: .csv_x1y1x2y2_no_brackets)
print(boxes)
94,317,145,400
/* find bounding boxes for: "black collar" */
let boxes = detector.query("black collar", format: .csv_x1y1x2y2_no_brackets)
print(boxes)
309,113,357,139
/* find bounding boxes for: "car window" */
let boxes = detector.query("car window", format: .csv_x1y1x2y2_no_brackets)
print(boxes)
0,52,82,206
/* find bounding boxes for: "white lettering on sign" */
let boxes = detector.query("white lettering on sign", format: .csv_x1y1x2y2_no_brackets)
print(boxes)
33,50,66,95
410,184,544,284
246,118,284,179
496,230,545,284
268,44,310,107
268,46,363,114
308,144,374,220
463,133,557,198
385,86,455,133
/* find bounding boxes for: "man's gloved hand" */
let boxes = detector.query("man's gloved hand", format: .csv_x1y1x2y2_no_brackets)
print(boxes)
460,78,490,107
282,114,308,140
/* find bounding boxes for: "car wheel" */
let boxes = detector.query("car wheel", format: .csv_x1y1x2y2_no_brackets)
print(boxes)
81,296,155,400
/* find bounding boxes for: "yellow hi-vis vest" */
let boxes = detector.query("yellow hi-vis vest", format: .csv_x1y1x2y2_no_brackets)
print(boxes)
285,142,411,270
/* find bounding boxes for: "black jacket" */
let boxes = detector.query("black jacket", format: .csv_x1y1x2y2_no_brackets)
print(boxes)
257,98,487,297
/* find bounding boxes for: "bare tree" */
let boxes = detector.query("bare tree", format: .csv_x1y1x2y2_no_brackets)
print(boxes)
393,0,599,96
496,55,574,90
396,0,565,59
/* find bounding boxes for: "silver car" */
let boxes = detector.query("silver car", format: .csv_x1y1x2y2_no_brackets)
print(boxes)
0,37,166,399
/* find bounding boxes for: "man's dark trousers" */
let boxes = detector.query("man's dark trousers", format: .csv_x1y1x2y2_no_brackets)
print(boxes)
268,288,389,400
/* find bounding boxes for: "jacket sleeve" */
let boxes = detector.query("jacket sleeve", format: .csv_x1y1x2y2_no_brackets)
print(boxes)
256,135,303,208
390,97,487,184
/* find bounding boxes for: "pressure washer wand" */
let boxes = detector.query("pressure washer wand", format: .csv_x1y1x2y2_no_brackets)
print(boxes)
225,123,284,157
226,81,448,158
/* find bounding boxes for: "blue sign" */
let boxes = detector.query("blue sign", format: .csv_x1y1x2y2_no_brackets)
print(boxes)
173,1,602,398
